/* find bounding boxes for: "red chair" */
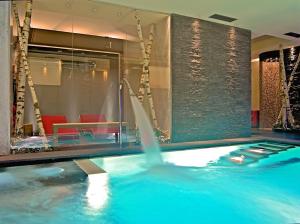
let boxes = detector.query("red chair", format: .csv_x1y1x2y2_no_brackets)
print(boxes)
80,114,119,142
251,111,259,128
41,115,79,140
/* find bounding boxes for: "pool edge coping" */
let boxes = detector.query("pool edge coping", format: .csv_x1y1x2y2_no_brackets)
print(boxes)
0,136,299,167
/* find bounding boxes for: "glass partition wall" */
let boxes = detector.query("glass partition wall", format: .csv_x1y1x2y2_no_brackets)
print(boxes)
11,0,170,152
123,12,171,144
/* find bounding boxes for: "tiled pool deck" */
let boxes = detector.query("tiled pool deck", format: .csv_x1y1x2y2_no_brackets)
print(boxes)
0,129,299,167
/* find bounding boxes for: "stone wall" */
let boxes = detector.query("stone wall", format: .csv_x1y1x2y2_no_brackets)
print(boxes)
171,14,251,142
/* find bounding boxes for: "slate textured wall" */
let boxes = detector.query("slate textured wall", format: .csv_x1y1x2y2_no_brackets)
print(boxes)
171,14,251,142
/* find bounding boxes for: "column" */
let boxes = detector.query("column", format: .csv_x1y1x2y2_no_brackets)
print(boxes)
0,1,11,155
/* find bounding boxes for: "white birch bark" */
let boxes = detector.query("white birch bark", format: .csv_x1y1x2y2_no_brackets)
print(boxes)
134,16,158,129
143,25,158,128
12,1,47,138
14,0,32,136
134,14,148,62
287,51,300,90
277,48,295,129
137,24,154,103
135,14,148,102
276,51,300,126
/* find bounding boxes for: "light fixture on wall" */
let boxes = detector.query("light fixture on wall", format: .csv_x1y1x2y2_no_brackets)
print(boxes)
43,63,48,75
103,70,108,81
92,63,96,79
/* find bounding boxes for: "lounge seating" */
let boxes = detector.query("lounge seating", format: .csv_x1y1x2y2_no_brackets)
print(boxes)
251,110,259,128
79,114,120,142
41,115,79,140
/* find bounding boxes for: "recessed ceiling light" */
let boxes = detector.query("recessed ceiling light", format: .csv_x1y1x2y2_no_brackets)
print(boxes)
209,14,237,22
284,32,300,38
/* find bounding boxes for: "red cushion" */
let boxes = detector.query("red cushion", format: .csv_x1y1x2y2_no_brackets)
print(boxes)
41,115,78,135
251,111,259,128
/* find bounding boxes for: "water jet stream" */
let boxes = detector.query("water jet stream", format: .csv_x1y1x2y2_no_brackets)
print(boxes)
123,78,163,166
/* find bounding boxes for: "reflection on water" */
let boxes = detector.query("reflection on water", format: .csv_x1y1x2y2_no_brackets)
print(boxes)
164,145,240,167
105,158,300,224
0,145,299,223
86,173,109,212
33,167,64,178
259,196,300,223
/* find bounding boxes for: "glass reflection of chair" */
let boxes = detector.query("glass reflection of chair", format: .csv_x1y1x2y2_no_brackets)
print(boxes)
41,115,80,144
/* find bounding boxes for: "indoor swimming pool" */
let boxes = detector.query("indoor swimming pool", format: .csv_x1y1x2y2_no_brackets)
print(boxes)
0,142,300,224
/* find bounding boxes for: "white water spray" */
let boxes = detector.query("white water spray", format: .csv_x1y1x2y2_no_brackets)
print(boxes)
123,79,163,166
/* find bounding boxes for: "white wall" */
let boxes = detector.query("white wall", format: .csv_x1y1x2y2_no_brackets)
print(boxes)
0,1,11,155
251,60,260,111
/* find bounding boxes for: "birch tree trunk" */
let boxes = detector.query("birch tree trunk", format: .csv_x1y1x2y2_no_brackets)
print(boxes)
134,16,158,129
14,0,32,136
277,48,295,129
287,51,300,90
12,43,20,135
135,15,148,102
275,51,300,126
142,25,158,128
12,1,47,138
137,24,154,103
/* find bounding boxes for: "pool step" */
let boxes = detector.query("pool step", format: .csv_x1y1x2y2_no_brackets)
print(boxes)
258,143,294,150
245,148,273,155
251,145,288,152
231,151,265,160
214,143,296,167
74,159,106,175
225,145,290,165
265,142,295,148
226,154,256,165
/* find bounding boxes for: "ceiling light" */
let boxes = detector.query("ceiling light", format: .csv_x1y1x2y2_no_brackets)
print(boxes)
209,14,237,22
284,32,300,38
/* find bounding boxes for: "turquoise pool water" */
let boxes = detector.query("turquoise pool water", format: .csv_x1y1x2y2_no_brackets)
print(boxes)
0,142,300,223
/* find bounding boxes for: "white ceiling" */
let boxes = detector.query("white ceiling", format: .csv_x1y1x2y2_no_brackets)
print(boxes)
16,0,300,42
251,35,295,59
16,0,168,41
16,0,300,58
97,0,300,42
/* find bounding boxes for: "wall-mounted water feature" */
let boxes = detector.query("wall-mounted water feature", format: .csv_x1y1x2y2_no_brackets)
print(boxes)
123,78,163,166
